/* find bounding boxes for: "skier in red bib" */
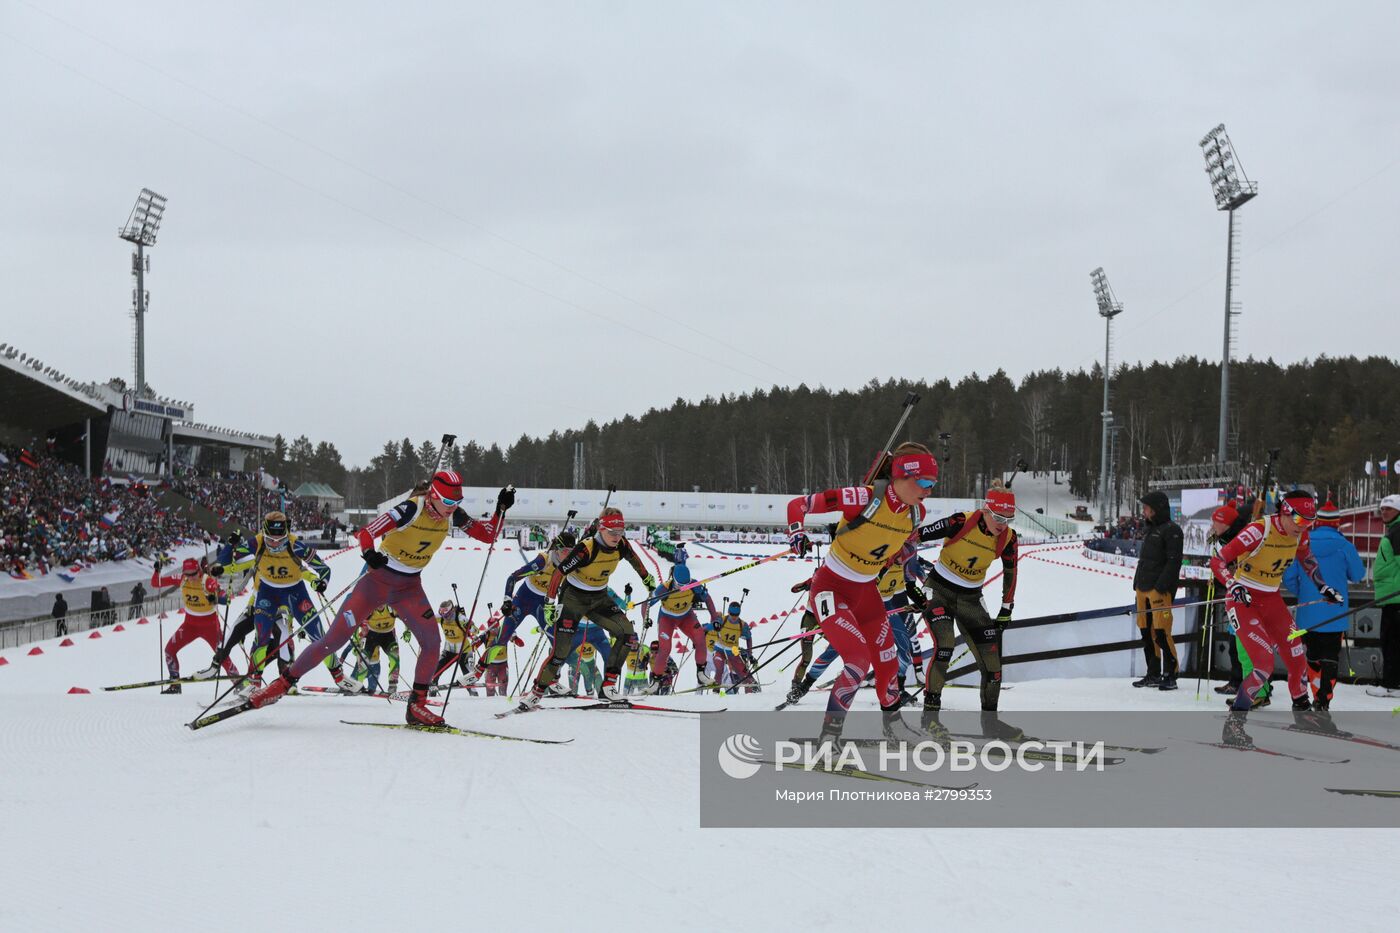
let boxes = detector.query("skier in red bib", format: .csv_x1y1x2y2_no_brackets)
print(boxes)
152,557,238,692
785,442,936,743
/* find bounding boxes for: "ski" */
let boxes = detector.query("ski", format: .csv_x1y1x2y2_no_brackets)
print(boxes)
188,701,255,730
104,676,202,692
1184,739,1350,764
340,720,572,745
946,731,1163,755
1365,688,1400,699
559,700,728,715
1241,717,1400,754
1325,788,1400,799
768,759,978,791
811,736,1125,766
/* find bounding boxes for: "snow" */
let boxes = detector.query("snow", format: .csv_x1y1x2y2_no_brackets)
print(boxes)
3,540,1398,931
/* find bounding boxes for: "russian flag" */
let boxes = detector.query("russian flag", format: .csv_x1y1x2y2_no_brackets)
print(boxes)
1382,459,1391,479
99,508,121,529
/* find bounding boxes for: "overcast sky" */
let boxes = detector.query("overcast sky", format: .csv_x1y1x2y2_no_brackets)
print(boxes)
3,1,1398,466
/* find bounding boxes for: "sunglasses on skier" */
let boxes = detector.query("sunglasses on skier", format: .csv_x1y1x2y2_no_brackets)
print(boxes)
914,478,937,490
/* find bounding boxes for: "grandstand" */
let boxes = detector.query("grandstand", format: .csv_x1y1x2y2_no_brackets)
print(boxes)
0,340,273,478
0,338,323,628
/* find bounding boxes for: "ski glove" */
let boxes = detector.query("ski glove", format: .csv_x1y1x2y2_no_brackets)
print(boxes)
1227,582,1252,606
642,574,658,591
495,485,516,513
312,579,327,594
499,597,514,616
363,549,389,570
208,563,224,577
788,530,812,558
226,532,242,547
996,605,1013,629
1319,584,1344,604
543,600,561,625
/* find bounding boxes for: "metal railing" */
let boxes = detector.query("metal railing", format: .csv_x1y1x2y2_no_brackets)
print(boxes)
0,592,183,651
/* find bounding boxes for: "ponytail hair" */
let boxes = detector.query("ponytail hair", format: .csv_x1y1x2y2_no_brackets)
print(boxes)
876,441,933,481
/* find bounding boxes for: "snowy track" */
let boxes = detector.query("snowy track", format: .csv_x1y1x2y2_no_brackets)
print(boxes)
3,543,1398,931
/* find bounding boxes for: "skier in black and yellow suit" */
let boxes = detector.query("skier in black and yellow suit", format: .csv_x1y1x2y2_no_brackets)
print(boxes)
913,486,1019,714
515,507,657,709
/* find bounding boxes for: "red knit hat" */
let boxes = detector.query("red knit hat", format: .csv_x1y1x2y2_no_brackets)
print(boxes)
1316,499,1341,526
1211,503,1238,526
182,557,200,574
429,471,462,504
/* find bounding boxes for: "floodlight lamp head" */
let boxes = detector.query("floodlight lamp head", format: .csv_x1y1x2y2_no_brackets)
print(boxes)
118,188,168,247
1090,268,1123,319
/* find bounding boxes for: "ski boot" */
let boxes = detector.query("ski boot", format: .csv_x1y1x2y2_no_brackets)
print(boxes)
1157,674,1179,692
249,675,295,709
981,712,1025,743
696,666,716,689
815,714,846,754
1132,672,1163,688
785,673,816,706
880,704,925,744
193,663,222,680
1221,711,1253,749
920,708,952,746
513,683,545,714
1214,680,1240,695
334,668,364,695
405,688,445,727
1291,694,1312,712
160,681,182,695
600,673,627,704
546,679,574,697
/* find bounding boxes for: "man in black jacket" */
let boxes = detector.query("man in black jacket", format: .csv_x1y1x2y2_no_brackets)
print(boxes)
1132,490,1184,690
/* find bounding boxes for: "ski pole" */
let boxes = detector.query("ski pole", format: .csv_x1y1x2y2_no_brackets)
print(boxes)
443,486,514,711
626,548,795,610
860,391,921,485
314,591,391,704
187,575,358,726
1288,589,1399,640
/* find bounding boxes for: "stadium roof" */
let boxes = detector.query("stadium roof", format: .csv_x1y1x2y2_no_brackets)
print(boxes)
0,347,105,432
171,422,274,450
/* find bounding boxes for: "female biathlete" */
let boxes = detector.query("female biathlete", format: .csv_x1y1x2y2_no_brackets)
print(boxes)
785,442,937,743
249,472,514,726
1210,490,1341,742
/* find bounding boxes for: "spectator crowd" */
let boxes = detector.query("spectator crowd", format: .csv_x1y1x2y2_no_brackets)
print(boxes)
2,447,325,578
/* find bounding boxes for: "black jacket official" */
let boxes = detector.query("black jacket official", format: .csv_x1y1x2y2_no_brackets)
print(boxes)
1133,490,1183,595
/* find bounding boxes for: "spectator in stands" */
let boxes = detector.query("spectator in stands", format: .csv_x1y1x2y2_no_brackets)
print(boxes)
1376,494,1400,696
129,580,146,619
1283,499,1364,711
0,446,324,578
52,593,68,636
1131,490,1184,690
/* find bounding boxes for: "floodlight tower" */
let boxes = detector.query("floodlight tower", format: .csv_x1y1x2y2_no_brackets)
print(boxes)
118,188,168,398
1199,125,1257,466
1091,267,1123,524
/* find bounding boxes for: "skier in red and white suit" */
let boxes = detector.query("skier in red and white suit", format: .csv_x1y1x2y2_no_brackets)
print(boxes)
1209,490,1342,713
153,557,238,692
785,442,937,742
